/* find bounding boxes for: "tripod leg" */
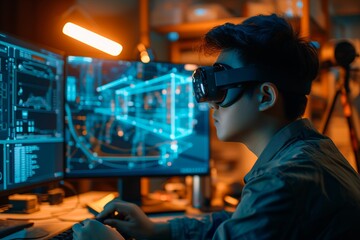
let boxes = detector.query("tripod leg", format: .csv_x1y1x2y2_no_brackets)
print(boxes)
322,89,342,134
340,89,360,171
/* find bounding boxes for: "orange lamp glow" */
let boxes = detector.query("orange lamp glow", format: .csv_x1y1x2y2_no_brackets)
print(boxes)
137,43,150,63
62,22,122,56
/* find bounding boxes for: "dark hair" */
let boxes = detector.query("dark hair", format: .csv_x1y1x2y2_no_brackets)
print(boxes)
199,14,319,120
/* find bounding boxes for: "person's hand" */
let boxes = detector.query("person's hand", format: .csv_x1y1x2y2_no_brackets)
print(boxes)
96,199,162,239
72,218,125,240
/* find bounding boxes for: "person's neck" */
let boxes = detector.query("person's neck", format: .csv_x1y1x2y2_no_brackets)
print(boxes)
245,119,291,157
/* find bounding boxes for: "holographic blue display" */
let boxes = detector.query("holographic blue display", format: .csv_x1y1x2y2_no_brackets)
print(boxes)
65,57,210,177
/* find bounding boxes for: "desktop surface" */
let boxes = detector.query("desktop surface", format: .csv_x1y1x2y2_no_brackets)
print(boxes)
0,191,108,239
0,191,203,240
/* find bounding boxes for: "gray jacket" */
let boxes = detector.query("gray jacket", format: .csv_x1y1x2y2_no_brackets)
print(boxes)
169,119,360,239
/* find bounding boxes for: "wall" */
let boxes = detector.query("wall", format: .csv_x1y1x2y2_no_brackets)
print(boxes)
0,0,140,60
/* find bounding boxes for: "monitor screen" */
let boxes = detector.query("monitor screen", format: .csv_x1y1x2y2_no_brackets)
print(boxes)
65,56,210,178
0,33,65,196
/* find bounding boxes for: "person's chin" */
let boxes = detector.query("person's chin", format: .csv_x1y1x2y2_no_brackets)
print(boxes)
219,137,231,142
216,131,229,142
217,130,238,142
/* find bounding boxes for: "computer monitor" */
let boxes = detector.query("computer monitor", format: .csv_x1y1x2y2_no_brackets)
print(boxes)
0,33,65,198
64,56,210,206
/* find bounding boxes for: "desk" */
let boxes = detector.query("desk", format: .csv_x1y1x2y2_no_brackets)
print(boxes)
0,191,113,239
0,191,203,239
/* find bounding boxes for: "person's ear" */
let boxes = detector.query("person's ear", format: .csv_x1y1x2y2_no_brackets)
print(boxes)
258,82,278,111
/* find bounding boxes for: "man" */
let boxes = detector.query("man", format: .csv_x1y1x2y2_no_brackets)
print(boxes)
72,14,360,240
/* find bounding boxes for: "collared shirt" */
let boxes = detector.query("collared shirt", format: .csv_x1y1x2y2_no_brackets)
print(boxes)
169,118,360,239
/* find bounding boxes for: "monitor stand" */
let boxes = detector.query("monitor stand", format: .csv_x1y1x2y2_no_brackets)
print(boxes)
191,175,224,213
117,177,187,215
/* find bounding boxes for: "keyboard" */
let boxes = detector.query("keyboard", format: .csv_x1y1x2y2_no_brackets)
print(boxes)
50,226,73,240
0,219,34,238
50,217,109,240
50,193,116,240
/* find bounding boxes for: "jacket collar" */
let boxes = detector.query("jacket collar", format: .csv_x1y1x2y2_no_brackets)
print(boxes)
244,118,315,183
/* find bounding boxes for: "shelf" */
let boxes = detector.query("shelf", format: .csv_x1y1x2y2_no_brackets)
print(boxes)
153,17,246,39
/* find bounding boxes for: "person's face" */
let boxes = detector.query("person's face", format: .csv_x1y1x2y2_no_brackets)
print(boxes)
209,50,260,142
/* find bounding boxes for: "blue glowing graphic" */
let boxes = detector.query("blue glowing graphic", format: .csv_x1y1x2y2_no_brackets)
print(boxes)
65,57,210,177
114,73,194,140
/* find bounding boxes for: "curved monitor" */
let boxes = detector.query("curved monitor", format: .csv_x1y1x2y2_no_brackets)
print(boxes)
0,33,65,197
64,57,210,178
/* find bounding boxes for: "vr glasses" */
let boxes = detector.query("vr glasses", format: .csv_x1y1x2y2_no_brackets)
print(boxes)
192,63,312,107
192,63,264,107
